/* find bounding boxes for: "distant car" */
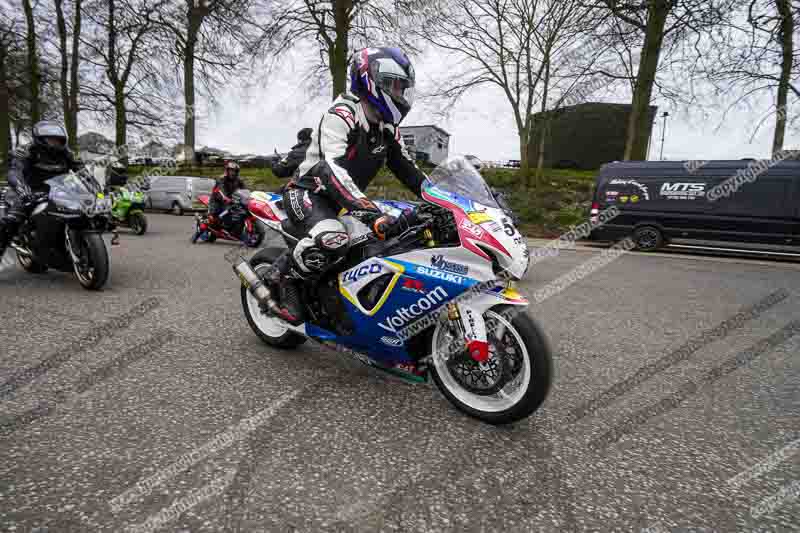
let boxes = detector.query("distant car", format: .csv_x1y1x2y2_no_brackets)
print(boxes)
464,154,484,170
506,159,521,168
146,176,216,215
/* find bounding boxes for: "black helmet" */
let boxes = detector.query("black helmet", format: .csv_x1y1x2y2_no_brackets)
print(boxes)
297,128,313,142
32,121,69,159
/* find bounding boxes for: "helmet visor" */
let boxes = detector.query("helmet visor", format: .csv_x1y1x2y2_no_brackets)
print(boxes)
374,58,415,109
377,75,415,108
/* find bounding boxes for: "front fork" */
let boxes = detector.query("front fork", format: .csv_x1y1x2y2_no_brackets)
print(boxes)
440,282,529,363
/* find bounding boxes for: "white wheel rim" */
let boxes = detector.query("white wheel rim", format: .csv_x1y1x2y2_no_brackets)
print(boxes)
432,310,531,413
245,263,289,339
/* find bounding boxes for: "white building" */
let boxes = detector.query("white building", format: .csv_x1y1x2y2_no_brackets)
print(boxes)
400,125,451,165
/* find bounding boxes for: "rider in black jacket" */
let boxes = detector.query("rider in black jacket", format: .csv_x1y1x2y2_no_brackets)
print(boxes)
0,121,84,259
272,128,313,178
264,46,426,324
208,161,246,232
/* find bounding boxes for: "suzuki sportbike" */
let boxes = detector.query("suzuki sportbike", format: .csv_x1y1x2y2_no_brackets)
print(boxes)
109,185,148,235
11,170,113,290
192,190,265,247
234,158,552,424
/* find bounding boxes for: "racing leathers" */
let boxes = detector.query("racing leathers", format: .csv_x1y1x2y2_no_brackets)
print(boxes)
265,93,427,324
208,176,245,232
283,92,427,275
0,145,84,257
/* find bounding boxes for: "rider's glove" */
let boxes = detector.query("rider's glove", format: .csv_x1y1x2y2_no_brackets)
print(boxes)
372,210,415,241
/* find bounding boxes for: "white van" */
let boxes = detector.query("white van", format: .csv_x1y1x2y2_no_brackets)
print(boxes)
147,176,215,215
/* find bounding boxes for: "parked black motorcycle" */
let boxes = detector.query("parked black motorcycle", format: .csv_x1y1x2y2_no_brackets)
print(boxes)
10,170,113,290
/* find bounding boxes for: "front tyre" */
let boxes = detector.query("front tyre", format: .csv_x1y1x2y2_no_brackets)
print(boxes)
73,232,110,290
430,306,553,425
241,248,306,349
129,212,148,235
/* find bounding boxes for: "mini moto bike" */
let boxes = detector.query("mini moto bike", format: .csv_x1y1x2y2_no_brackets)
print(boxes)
193,191,265,247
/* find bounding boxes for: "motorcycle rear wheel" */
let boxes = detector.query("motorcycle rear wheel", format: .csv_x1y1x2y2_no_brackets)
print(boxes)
241,248,306,349
129,212,147,235
429,306,552,425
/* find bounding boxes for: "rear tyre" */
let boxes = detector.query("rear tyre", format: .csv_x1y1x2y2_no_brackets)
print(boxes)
129,212,148,235
241,248,306,349
632,225,664,251
74,233,110,290
171,202,183,216
430,306,553,425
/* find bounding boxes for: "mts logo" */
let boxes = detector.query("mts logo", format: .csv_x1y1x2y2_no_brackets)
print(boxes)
661,183,705,193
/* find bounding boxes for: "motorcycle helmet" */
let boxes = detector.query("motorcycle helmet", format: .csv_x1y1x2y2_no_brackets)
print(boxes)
224,160,240,179
297,128,313,142
349,47,415,125
32,121,69,161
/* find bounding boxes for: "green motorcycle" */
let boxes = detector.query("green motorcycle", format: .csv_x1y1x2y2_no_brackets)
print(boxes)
110,186,148,235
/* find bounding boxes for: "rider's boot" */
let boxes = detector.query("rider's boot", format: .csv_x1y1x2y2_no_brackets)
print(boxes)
263,249,305,326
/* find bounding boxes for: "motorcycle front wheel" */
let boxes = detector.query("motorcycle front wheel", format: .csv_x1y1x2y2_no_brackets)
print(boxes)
73,232,110,290
429,306,553,425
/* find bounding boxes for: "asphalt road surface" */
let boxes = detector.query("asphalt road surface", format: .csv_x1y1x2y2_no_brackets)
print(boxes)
1,214,799,533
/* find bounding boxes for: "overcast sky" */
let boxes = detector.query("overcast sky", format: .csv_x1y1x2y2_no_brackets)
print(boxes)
91,48,795,163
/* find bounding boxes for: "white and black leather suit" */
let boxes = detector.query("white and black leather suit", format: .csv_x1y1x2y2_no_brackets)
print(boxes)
281,92,427,276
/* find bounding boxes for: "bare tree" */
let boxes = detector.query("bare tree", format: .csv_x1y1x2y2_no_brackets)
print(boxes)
599,0,734,160
152,0,257,164
54,0,83,151
252,0,423,101
80,0,172,156
705,0,799,155
414,0,606,179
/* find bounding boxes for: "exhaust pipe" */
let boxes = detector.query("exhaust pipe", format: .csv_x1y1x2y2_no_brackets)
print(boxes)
232,258,283,315
10,244,32,257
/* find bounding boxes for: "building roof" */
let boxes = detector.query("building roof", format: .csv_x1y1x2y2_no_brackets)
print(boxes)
401,124,451,138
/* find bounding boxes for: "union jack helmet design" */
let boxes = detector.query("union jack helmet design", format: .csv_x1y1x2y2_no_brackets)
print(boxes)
349,47,415,126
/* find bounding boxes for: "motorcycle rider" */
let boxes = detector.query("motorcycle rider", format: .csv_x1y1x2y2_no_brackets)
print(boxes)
207,160,246,234
272,128,313,178
264,46,427,325
0,121,85,259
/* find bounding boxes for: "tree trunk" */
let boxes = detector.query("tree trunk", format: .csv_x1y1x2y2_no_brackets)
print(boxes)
0,42,9,173
772,0,793,156
55,0,72,146
519,125,530,185
623,0,669,160
535,59,550,182
22,0,41,124
183,39,196,165
69,0,82,150
183,5,205,166
331,0,352,100
115,88,126,152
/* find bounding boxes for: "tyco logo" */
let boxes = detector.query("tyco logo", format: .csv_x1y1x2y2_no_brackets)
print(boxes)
378,286,448,334
342,263,382,284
